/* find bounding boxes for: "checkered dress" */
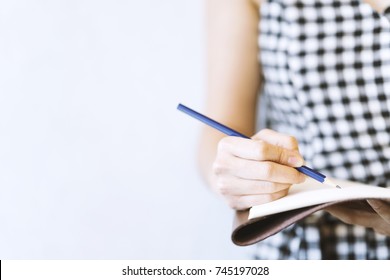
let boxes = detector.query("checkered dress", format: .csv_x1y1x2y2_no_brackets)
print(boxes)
254,0,390,259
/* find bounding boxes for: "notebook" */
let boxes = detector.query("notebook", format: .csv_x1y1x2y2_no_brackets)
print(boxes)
231,178,390,246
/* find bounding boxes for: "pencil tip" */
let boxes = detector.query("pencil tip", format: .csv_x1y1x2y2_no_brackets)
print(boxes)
323,178,341,189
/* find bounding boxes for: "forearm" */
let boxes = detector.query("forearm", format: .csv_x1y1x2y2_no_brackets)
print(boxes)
199,0,261,188
198,128,223,188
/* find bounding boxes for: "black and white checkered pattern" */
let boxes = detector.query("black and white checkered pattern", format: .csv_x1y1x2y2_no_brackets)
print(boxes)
254,0,390,259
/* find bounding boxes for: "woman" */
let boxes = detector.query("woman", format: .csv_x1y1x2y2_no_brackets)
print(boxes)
199,0,390,259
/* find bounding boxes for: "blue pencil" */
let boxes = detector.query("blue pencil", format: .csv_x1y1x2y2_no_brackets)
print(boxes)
177,103,341,189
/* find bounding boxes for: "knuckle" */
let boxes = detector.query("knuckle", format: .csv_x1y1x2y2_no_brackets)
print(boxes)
286,136,299,149
212,161,226,176
215,178,231,195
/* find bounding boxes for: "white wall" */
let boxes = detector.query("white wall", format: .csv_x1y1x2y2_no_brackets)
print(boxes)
0,0,251,259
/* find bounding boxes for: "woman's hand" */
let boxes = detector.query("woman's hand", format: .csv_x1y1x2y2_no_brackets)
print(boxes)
326,200,390,236
212,129,306,210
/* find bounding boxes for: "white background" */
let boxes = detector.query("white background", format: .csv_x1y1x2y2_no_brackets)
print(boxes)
0,0,251,259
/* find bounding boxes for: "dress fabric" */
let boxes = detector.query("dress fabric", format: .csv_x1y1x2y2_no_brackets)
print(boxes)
255,0,390,259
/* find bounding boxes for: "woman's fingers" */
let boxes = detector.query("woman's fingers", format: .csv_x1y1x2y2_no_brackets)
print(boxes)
216,176,291,195
218,136,304,167
225,189,290,210
214,154,305,184
213,129,306,210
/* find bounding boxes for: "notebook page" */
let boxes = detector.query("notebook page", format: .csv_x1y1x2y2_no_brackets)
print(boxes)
248,178,390,220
